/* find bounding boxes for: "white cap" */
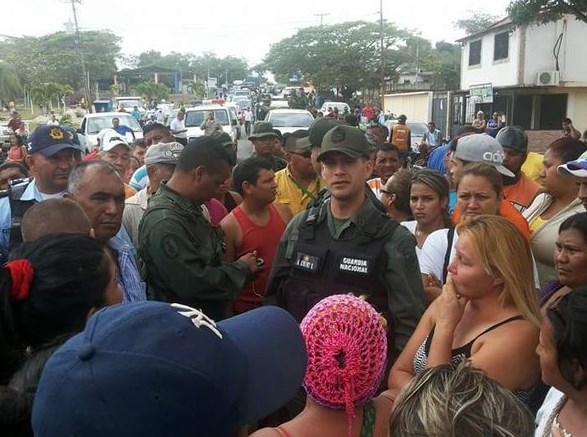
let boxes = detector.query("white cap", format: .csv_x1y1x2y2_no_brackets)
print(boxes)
100,132,131,152
558,150,587,178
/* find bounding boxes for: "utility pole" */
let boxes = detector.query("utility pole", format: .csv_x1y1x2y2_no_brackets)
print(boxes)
314,13,330,27
379,0,386,110
70,0,92,112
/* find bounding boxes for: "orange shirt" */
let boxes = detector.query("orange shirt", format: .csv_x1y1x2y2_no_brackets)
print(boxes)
502,173,541,212
452,199,532,241
124,184,137,199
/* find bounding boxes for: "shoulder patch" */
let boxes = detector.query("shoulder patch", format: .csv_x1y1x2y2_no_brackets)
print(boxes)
161,234,180,259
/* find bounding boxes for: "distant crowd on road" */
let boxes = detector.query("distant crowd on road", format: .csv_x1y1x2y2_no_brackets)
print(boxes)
2,97,587,436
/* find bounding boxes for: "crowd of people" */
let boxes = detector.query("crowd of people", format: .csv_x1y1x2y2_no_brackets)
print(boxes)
0,104,587,437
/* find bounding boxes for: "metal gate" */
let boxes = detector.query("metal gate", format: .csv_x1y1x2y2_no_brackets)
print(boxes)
431,92,448,137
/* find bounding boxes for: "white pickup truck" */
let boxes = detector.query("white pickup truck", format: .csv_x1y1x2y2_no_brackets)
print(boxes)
77,112,143,151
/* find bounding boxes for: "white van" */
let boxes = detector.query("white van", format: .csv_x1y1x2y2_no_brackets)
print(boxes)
320,101,351,115
184,105,240,143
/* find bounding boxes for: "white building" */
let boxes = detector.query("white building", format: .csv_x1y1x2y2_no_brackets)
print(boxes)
455,15,587,144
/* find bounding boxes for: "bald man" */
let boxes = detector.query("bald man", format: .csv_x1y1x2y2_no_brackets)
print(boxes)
21,198,92,242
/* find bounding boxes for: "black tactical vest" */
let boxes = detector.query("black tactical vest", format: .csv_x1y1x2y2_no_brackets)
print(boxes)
7,178,36,255
279,202,398,349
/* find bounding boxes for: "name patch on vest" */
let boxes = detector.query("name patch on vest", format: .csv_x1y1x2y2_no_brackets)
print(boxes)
294,252,321,273
337,256,371,275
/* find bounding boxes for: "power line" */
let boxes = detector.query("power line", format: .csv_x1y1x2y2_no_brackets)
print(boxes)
69,0,92,108
313,13,331,26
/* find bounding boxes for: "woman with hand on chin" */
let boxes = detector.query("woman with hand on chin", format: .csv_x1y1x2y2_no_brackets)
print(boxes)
388,215,541,403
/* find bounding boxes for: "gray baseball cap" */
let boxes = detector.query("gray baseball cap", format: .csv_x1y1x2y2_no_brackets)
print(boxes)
145,142,184,166
454,134,514,177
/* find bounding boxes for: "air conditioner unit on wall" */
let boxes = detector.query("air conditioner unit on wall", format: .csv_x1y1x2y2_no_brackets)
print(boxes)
536,70,561,86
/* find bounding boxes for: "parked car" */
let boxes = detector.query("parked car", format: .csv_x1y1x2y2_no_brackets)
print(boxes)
320,101,351,115
112,96,146,113
0,122,12,147
184,105,240,144
269,99,290,110
265,109,314,135
77,112,143,151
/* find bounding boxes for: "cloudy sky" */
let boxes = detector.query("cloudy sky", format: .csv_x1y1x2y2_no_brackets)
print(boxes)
4,0,512,65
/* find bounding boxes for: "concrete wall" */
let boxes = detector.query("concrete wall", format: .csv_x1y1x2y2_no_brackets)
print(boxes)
461,29,520,90
523,20,562,86
383,92,432,122
462,15,587,89
527,130,560,153
554,16,587,86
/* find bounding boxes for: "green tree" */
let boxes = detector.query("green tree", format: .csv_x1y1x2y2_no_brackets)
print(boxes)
0,61,22,100
431,42,462,90
508,0,587,25
0,30,121,89
28,82,74,112
133,81,169,102
187,80,206,99
454,11,501,35
260,21,407,99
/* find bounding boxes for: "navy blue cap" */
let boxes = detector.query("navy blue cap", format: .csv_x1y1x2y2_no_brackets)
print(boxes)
27,125,84,156
32,301,307,437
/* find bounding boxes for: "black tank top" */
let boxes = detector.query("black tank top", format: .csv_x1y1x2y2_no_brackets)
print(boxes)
412,315,535,403
413,315,525,374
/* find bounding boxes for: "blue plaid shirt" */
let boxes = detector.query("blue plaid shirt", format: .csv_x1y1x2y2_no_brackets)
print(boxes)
109,227,146,302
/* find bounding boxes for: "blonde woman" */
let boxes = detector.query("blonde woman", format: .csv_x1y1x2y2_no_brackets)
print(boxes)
389,215,541,403
472,111,486,131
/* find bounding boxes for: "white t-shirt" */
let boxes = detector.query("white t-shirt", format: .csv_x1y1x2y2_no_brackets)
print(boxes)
401,220,423,259
535,387,565,436
170,118,187,138
419,228,456,282
419,226,541,287
244,110,253,122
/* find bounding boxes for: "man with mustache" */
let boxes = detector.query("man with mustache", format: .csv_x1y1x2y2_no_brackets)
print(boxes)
0,125,83,262
67,160,145,302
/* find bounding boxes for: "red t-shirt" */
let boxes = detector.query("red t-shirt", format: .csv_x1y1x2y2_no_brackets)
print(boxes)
232,204,286,314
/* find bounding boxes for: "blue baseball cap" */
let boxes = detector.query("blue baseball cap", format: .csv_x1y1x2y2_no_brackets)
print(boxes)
558,150,587,178
32,301,307,437
27,125,84,156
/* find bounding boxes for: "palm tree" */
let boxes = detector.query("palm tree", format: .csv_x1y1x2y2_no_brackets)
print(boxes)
133,81,169,103
187,80,206,99
0,61,22,102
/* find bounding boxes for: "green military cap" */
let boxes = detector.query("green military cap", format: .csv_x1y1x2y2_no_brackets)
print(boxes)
249,122,278,139
308,117,342,147
317,125,370,161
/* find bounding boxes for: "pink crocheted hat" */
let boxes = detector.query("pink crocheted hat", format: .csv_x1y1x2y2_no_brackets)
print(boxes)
301,294,387,414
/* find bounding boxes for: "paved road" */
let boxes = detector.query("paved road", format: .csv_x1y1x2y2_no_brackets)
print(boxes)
236,127,254,162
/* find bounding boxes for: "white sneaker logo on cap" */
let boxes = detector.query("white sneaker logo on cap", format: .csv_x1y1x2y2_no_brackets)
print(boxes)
171,303,223,339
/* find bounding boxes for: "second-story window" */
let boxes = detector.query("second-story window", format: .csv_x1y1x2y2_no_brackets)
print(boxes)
469,40,482,66
494,32,509,61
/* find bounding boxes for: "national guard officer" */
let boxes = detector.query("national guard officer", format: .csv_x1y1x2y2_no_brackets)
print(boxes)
265,125,425,358
0,125,82,261
139,136,261,321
